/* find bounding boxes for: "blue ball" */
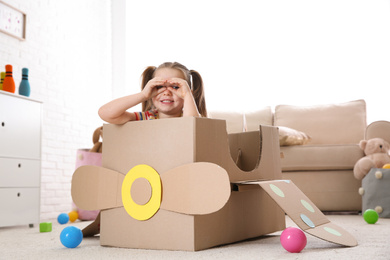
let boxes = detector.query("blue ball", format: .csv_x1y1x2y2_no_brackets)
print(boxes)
57,213,69,224
60,226,83,248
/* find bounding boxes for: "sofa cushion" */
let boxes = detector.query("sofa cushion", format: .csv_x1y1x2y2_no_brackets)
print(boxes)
278,126,311,146
208,111,244,133
244,106,273,131
280,144,364,171
274,100,367,145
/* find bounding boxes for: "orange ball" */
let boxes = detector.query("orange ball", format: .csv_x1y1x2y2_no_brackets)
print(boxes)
382,164,390,169
68,211,79,222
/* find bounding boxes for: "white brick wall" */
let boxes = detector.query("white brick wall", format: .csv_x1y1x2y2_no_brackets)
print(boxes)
0,0,112,220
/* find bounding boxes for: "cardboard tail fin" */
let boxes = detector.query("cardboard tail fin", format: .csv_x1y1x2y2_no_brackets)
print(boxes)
237,180,358,247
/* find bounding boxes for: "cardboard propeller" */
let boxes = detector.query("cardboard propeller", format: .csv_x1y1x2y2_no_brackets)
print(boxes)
72,162,231,220
237,180,358,247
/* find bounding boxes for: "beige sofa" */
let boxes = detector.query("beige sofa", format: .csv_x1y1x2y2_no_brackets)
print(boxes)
210,99,371,212
365,120,390,142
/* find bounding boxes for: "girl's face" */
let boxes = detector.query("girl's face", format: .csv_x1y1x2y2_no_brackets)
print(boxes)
152,68,186,118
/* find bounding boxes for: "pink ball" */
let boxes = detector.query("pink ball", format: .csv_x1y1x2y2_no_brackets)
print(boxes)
280,227,307,253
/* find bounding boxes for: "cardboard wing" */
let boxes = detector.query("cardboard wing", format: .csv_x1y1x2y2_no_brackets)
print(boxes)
237,180,358,247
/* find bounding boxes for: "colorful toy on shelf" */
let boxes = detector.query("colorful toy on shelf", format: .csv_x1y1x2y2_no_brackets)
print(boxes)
60,226,83,248
57,213,70,224
2,65,15,93
0,71,5,90
39,222,52,232
18,68,30,97
363,209,379,224
280,227,307,253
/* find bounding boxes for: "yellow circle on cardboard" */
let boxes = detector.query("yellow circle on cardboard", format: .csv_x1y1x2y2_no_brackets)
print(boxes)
122,164,162,221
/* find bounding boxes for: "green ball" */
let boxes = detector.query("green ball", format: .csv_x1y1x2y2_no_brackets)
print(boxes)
363,209,379,224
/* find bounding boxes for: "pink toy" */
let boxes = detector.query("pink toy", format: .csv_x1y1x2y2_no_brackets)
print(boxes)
280,227,307,253
73,148,102,220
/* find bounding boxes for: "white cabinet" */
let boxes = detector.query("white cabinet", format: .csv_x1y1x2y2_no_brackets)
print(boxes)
0,91,42,227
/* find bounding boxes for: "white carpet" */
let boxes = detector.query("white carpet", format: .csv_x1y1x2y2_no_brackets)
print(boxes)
1,214,389,260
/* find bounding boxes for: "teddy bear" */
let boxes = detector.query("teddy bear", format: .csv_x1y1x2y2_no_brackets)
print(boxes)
89,126,103,153
353,137,390,180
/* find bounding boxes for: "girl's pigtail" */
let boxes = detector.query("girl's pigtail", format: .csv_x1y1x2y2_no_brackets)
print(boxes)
190,70,207,117
141,66,156,111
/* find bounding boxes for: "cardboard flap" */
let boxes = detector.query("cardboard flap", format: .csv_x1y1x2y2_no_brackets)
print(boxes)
82,212,101,237
160,162,231,215
194,119,282,183
238,180,358,247
71,165,124,211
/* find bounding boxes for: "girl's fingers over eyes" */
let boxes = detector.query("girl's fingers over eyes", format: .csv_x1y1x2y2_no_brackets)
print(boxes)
150,78,166,85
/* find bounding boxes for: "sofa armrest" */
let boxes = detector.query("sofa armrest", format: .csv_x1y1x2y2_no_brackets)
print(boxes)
365,120,390,143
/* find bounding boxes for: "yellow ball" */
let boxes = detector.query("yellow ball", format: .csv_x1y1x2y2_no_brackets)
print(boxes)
68,211,79,222
382,164,390,169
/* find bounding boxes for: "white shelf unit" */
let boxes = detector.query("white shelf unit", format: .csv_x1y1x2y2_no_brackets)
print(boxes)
0,90,42,227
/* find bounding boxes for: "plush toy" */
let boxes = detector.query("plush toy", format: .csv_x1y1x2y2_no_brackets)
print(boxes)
90,126,103,153
353,138,390,180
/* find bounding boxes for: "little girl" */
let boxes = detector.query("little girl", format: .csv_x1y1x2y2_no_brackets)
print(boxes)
99,62,207,124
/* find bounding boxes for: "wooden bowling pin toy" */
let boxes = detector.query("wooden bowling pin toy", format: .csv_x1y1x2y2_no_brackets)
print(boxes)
19,68,30,97
2,65,15,93
0,71,5,90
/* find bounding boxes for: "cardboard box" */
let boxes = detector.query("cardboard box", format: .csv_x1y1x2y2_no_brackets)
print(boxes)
72,117,357,251
103,117,285,251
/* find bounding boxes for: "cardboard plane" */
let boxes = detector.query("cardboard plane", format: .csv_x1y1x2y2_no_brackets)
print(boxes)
72,117,357,251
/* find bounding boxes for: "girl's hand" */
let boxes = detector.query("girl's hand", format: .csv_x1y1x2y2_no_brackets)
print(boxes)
166,78,192,99
142,77,169,100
